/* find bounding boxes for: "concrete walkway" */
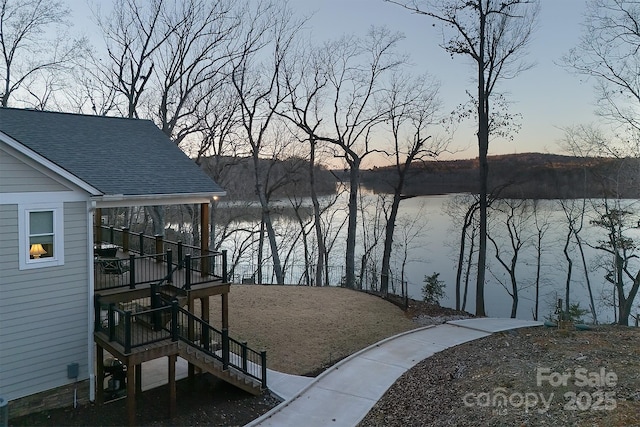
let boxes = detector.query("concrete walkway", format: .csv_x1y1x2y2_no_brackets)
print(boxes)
247,318,542,427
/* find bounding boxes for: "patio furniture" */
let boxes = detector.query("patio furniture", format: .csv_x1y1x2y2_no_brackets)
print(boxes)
98,257,130,275
95,244,119,258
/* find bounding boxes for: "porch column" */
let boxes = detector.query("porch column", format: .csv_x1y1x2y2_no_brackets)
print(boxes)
200,297,209,323
135,364,142,395
221,292,228,330
200,202,210,276
126,362,136,426
96,345,104,405
168,354,177,418
95,208,102,243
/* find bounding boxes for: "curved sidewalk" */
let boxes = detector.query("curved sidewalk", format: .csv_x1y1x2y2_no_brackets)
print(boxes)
247,318,542,427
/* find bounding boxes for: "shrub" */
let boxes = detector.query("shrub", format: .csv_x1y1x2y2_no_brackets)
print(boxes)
422,272,445,305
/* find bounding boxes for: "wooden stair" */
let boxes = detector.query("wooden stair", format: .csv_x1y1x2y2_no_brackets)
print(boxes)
158,285,188,307
177,341,262,395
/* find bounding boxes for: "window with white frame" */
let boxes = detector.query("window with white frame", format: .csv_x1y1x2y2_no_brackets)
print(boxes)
19,203,64,269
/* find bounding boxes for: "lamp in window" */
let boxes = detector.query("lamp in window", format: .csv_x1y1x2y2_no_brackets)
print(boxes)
30,243,47,259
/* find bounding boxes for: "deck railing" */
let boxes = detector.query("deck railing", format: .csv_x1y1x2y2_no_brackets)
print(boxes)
94,295,266,387
94,226,227,291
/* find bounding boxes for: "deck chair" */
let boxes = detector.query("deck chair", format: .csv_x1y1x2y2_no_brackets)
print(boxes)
99,257,131,275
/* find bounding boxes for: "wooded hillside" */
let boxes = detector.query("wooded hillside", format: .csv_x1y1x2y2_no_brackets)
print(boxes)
358,153,640,198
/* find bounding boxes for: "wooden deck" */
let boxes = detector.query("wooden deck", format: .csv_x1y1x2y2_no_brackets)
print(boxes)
95,249,228,301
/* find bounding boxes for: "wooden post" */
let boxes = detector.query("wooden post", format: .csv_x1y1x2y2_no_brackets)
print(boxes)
123,227,130,252
201,202,210,276
95,208,102,243
168,354,177,418
201,297,209,323
135,364,142,395
221,292,229,330
155,235,164,263
126,363,136,426
96,345,104,405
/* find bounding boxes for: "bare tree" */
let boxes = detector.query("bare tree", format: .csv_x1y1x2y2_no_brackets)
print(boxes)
93,0,177,119
558,198,579,318
393,208,428,296
487,199,532,318
531,199,551,321
445,194,480,311
151,0,243,148
387,0,539,316
379,72,445,294
560,124,637,325
280,42,347,287
590,201,640,326
358,192,386,290
0,0,86,107
230,3,304,285
564,0,640,135
281,26,408,289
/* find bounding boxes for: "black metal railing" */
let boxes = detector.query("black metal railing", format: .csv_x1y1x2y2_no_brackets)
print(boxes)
94,295,266,388
94,243,228,292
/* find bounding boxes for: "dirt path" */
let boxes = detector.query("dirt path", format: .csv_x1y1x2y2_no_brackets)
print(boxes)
204,285,417,375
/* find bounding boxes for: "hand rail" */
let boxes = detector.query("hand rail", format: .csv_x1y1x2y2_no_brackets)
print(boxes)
94,248,227,291
94,295,266,387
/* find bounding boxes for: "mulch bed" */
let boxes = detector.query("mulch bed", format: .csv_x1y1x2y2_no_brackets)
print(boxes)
10,374,280,427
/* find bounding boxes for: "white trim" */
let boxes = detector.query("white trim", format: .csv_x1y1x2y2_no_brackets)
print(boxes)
18,202,65,270
87,202,96,402
92,192,226,208
0,132,102,195
0,191,89,205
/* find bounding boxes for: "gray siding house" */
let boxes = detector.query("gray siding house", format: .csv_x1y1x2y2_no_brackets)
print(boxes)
0,108,225,417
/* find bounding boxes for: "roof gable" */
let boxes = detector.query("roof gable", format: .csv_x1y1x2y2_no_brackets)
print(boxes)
0,108,224,201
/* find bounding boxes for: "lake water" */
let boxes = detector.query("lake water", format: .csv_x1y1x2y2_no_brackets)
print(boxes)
219,194,640,323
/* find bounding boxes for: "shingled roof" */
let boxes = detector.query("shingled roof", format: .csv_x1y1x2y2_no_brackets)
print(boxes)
0,108,225,203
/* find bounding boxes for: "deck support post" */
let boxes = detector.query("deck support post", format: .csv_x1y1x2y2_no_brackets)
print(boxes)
135,364,142,395
221,292,228,330
200,297,209,323
168,354,177,418
126,362,136,426
96,345,104,405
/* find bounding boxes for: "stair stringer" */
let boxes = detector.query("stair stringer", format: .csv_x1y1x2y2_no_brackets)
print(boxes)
176,341,262,395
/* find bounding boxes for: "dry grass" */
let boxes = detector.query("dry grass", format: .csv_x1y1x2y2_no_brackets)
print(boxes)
202,285,416,375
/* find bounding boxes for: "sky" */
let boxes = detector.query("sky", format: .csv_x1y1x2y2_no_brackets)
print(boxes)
68,0,598,163
287,0,598,161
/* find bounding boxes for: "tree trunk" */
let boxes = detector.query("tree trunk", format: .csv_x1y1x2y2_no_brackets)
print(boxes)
476,128,489,316
462,229,475,312
534,231,542,321
380,194,401,295
618,272,640,326
476,13,488,317
257,219,265,284
344,158,360,289
455,205,476,310
563,229,572,315
309,140,325,287
574,232,597,323
510,260,518,318
252,151,284,285
258,202,284,285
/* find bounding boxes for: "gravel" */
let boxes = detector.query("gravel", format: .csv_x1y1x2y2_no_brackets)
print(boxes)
359,325,640,427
